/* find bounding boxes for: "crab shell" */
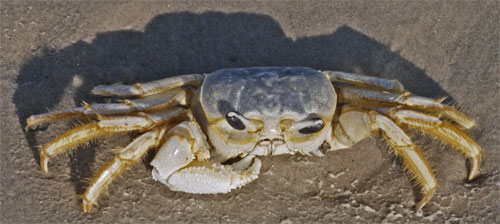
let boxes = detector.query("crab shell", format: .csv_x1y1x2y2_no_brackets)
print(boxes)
192,67,337,158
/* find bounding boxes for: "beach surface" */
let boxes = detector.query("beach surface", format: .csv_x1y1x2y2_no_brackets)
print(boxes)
1,1,499,223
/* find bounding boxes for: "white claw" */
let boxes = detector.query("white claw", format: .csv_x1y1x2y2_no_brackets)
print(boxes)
231,154,256,171
151,136,194,186
166,157,261,194
150,121,261,194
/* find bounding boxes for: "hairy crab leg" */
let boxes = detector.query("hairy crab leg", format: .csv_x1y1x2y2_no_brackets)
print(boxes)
82,126,167,213
330,110,437,211
380,108,483,180
91,74,204,97
337,87,475,129
26,88,187,130
39,107,186,173
323,71,405,93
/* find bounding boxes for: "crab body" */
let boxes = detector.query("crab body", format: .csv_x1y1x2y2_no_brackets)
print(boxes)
195,67,336,157
27,66,483,213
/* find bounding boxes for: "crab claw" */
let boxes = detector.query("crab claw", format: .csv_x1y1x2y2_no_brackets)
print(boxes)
153,155,261,194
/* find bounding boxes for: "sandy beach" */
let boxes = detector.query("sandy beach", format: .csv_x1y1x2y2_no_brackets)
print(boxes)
1,1,498,223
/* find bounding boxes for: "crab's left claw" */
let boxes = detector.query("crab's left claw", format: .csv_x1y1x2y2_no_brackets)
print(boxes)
150,121,262,194
157,155,262,194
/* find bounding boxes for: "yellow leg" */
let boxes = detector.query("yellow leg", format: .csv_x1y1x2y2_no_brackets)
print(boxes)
26,88,187,130
39,117,153,173
371,113,437,211
40,123,120,173
38,108,185,173
323,70,405,93
386,109,483,180
82,127,166,213
91,74,204,96
26,108,87,130
331,110,437,211
337,87,476,129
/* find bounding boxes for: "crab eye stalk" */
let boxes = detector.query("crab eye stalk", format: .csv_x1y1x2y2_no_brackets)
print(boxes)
298,118,325,134
226,111,246,130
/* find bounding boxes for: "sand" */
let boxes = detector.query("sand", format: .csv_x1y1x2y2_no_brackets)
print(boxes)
1,1,499,223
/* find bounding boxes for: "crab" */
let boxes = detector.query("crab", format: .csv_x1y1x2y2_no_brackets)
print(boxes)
26,67,483,213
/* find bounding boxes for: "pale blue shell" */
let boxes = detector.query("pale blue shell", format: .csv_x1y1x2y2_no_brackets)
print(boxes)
199,67,336,121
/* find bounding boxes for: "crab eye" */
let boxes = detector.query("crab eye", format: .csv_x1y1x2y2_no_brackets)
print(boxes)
298,118,325,134
226,111,246,130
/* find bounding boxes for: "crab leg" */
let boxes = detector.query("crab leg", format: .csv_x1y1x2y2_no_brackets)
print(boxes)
330,110,437,211
26,88,187,130
92,74,204,97
337,87,475,129
380,108,483,180
39,107,185,173
150,121,262,194
82,126,167,213
323,71,405,93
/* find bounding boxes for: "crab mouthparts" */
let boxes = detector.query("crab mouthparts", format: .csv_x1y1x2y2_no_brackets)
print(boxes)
251,138,290,156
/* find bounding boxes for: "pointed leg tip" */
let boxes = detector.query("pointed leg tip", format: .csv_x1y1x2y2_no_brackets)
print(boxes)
415,206,423,216
462,121,476,130
82,200,93,213
40,154,50,173
468,169,480,181
90,86,106,95
435,96,448,104
416,187,437,212
416,202,427,214
416,200,427,213
26,120,38,131
468,157,481,181
82,196,96,213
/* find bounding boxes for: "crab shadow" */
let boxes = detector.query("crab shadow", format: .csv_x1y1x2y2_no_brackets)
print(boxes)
14,12,450,198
